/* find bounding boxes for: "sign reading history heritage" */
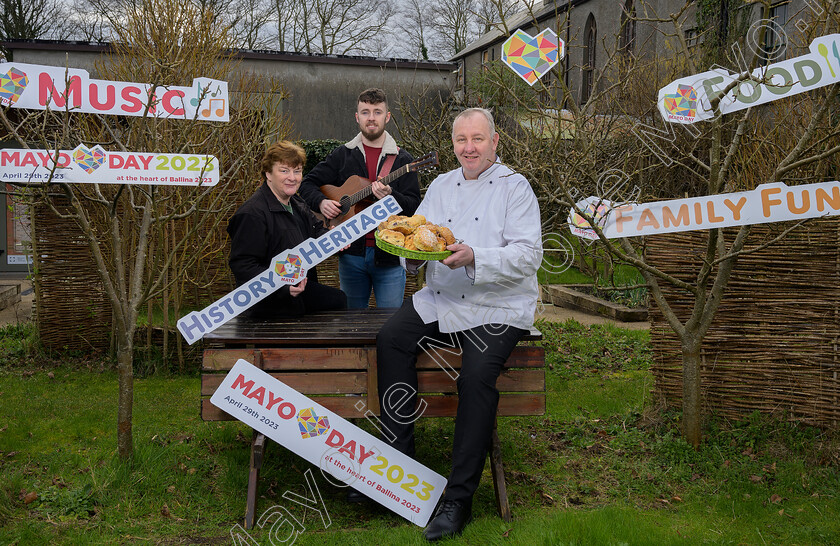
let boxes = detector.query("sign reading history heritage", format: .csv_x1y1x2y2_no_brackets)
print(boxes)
178,196,402,344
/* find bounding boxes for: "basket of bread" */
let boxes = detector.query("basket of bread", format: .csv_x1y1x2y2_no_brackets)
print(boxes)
375,214,457,261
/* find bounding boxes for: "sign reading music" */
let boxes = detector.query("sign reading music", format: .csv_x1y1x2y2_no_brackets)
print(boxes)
177,196,402,344
569,181,840,239
0,62,229,122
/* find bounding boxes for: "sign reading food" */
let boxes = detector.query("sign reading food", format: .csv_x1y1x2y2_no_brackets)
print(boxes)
376,214,457,258
569,181,840,239
0,145,219,186
211,359,447,526
0,62,229,121
178,196,402,344
658,35,840,124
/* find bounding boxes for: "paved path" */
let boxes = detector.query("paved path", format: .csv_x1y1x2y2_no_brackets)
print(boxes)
535,302,649,330
0,279,33,326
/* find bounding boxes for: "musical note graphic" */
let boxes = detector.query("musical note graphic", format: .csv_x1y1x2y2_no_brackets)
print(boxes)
201,98,226,118
188,81,203,107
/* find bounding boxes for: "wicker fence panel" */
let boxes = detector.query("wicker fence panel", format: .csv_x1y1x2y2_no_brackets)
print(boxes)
647,218,840,428
32,199,112,352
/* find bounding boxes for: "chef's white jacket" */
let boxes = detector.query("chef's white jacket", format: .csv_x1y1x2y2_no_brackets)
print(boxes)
408,160,543,333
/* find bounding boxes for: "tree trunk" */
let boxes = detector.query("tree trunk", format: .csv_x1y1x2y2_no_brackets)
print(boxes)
681,338,702,448
117,329,135,459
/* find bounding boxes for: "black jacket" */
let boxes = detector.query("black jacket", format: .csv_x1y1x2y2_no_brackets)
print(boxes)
299,132,421,266
227,182,327,317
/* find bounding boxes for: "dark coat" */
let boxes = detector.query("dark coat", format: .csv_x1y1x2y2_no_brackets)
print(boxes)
227,182,328,317
298,132,421,266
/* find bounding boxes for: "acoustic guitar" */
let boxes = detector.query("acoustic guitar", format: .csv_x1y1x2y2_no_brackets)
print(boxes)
319,151,438,227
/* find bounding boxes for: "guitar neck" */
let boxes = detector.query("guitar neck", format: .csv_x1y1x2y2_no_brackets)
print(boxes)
349,163,410,204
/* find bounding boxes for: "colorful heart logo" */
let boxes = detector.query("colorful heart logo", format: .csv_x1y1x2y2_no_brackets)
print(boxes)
0,67,28,106
72,144,106,174
502,29,563,86
571,202,609,230
663,84,697,119
297,407,330,439
275,253,303,281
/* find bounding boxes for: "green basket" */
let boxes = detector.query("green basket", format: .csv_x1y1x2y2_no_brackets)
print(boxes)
375,231,452,261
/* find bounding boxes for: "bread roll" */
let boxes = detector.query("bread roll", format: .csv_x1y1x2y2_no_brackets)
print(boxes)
437,226,456,245
414,226,446,252
379,229,405,246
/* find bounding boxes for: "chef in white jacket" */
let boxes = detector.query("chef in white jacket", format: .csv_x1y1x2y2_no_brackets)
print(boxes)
376,107,542,542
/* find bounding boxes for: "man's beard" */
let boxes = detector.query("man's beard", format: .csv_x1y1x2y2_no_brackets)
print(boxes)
361,124,385,141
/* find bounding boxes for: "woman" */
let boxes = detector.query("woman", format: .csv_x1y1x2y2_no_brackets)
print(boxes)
227,141,347,318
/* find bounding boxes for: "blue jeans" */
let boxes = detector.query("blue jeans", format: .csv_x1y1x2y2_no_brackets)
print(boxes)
339,247,406,308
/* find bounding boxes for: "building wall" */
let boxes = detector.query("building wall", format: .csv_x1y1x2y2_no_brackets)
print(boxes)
458,0,815,107
5,42,457,141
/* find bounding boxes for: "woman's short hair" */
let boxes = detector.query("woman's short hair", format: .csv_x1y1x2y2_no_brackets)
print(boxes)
260,141,306,173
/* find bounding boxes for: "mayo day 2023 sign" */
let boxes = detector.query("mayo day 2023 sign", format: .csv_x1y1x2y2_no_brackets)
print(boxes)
569,181,840,239
1,145,219,186
659,34,840,124
212,360,447,526
178,196,402,344
0,62,229,121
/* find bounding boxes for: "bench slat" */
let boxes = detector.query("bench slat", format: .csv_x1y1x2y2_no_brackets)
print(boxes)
201,372,369,396
201,368,544,397
203,346,546,372
201,393,545,421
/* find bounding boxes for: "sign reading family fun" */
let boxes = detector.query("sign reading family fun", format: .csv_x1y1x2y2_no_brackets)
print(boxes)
0,144,219,186
659,34,840,124
0,62,229,121
212,360,447,526
501,28,563,85
178,196,402,344
569,181,840,239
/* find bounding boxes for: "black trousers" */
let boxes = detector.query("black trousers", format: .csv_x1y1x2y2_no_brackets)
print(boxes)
376,300,525,502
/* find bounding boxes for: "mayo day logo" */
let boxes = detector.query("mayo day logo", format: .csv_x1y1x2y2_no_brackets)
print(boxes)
502,28,563,86
0,66,28,106
275,253,303,281
298,408,330,439
72,144,107,174
663,84,697,122
568,197,615,240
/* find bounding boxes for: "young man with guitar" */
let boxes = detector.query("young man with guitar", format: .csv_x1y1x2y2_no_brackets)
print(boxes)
299,88,421,309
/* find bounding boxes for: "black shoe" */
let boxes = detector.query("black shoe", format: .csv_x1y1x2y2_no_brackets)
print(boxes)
346,488,367,503
423,499,472,541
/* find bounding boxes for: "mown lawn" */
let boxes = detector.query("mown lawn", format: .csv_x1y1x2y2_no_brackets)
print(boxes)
0,320,838,545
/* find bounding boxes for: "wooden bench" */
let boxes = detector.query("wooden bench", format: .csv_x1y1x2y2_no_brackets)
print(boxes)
201,309,545,529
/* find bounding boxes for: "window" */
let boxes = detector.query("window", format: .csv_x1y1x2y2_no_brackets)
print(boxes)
582,14,596,103
619,0,636,56
684,27,699,49
482,49,490,69
762,2,788,64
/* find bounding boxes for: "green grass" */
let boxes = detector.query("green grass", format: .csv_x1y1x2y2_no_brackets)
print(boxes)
1,320,838,544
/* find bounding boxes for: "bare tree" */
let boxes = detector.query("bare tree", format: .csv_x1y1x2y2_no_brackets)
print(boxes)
399,3,840,448
1,0,291,459
229,0,275,50
0,0,71,59
432,0,477,57
398,0,432,60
